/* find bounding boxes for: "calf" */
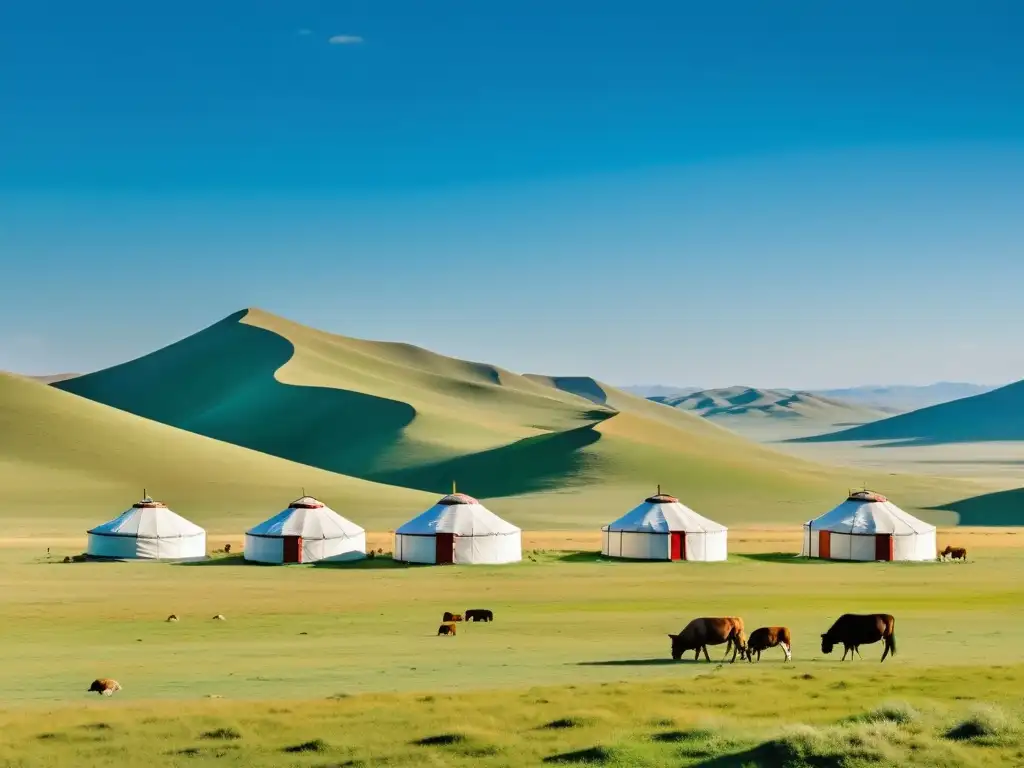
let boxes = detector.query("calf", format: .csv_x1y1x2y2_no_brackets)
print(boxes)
88,678,122,696
442,612,464,622
437,623,457,636
465,609,493,622
941,545,967,561
668,617,746,663
744,626,792,662
821,614,896,662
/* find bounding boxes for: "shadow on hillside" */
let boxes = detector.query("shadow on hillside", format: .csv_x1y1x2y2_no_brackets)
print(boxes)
371,422,608,497
56,311,416,478
57,311,615,497
932,487,1024,526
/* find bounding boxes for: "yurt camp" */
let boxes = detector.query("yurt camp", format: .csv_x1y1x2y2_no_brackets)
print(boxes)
86,495,207,560
244,496,366,564
394,491,521,565
602,489,728,561
800,490,937,562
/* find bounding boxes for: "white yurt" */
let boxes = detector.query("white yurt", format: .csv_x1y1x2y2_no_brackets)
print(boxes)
801,490,937,562
394,491,521,565
602,489,728,561
244,496,366,564
86,495,206,560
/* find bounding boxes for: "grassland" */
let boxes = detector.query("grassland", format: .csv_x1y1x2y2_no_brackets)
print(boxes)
26,307,1006,530
1,536,1022,765
0,372,433,536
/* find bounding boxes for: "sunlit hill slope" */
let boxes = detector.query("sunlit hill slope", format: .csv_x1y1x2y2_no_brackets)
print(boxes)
48,309,988,527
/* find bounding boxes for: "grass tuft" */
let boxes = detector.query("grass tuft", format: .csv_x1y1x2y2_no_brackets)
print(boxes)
542,717,594,730
200,727,243,741
414,733,467,747
542,746,615,764
945,704,1017,742
283,738,330,753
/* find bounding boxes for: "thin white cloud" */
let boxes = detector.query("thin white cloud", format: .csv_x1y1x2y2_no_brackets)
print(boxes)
329,34,364,45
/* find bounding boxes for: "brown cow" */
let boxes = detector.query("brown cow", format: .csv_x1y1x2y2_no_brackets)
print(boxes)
88,678,122,696
442,612,464,622
821,614,896,662
941,545,967,561
743,626,792,662
465,609,493,622
668,617,746,663
437,623,457,636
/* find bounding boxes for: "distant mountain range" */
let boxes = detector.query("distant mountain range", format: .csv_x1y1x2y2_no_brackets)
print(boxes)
649,386,889,440
795,379,1024,446
622,382,997,413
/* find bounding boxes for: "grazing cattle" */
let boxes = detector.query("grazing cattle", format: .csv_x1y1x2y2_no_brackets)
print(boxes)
212,614,226,621
668,617,746,663
744,626,792,662
437,623,457,636
465,609,494,622
88,678,121,696
166,614,179,623
941,545,967,561
821,614,896,662
442,612,464,622
224,543,232,554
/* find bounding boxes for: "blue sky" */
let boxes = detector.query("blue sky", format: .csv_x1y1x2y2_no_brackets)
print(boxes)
2,1,1022,388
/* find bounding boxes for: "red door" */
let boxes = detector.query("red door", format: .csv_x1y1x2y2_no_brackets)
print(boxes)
669,532,685,561
283,536,302,564
818,530,831,559
875,534,894,561
435,533,455,565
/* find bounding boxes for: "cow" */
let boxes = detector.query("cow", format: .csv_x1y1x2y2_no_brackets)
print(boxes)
88,678,121,696
442,612,464,622
941,545,967,561
166,614,179,623
743,626,792,662
821,614,896,662
668,617,746,663
437,623,457,636
465,609,493,622
212,614,226,621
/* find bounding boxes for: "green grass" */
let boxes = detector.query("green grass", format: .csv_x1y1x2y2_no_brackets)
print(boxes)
30,307,1001,529
0,371,433,536
1,544,1023,764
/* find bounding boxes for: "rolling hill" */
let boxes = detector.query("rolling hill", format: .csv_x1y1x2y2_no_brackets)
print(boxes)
649,386,890,440
0,372,432,535
47,308,993,526
795,379,1024,446
812,382,997,412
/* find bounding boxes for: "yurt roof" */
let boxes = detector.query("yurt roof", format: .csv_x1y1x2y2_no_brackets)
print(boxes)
806,490,935,535
604,492,726,534
247,496,364,539
88,497,206,539
396,493,519,536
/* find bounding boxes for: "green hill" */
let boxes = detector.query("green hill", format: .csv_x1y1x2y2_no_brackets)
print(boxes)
0,372,432,535
650,386,889,440
49,309,994,526
796,380,1024,445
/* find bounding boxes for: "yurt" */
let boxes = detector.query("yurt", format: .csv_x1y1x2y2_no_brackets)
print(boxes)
86,495,206,560
602,489,728,561
801,490,937,562
245,496,366,564
394,492,521,565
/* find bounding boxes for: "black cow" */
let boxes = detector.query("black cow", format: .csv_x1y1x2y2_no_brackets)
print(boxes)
821,614,896,662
